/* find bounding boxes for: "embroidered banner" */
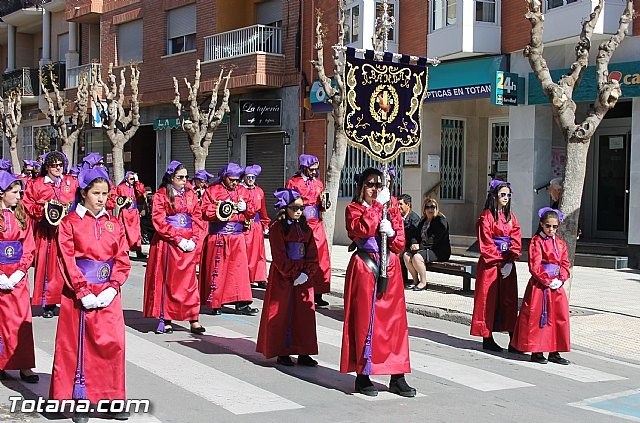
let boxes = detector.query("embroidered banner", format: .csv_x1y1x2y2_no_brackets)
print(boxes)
343,47,429,163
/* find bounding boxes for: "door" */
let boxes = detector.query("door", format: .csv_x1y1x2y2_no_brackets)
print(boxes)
593,130,630,239
488,121,509,182
245,133,285,220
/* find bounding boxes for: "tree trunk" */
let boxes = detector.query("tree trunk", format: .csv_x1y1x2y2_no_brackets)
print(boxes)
9,142,20,176
323,127,348,250
193,144,208,171
111,140,126,183
61,141,75,166
558,139,590,299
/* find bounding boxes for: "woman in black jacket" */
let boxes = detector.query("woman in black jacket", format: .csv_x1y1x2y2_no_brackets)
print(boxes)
403,198,451,290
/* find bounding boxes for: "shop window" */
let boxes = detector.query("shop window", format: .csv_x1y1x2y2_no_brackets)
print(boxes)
440,118,465,201
546,0,578,10
167,4,196,55
431,0,457,31
117,19,143,65
475,0,497,23
340,145,404,199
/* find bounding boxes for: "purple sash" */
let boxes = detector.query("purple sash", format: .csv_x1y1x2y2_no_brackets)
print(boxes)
541,263,560,277
166,213,192,228
303,206,319,220
286,242,305,259
0,241,22,265
208,221,243,235
128,200,138,210
254,214,261,222
355,237,379,253
75,259,114,284
493,236,511,254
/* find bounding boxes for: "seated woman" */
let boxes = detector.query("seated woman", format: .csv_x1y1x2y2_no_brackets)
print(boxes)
403,198,451,290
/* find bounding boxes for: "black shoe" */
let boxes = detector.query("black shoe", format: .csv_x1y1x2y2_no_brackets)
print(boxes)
235,305,258,316
315,295,330,308
190,323,206,334
19,370,39,383
297,355,318,367
404,284,415,290
508,344,525,355
482,337,503,352
108,411,130,420
210,308,222,316
548,352,570,365
135,251,147,259
389,376,417,398
161,322,173,334
354,375,378,397
257,281,268,289
530,353,548,364
42,309,54,318
276,356,295,366
412,283,428,291
72,412,90,423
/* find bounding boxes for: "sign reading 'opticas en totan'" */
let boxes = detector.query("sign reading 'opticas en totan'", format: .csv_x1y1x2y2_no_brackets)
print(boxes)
239,99,282,127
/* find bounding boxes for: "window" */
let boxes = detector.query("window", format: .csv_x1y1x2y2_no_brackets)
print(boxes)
57,33,69,63
375,0,397,41
344,2,360,44
167,4,196,55
440,118,465,200
475,0,496,23
22,126,34,160
431,0,457,31
117,20,143,65
547,0,578,9
340,145,404,199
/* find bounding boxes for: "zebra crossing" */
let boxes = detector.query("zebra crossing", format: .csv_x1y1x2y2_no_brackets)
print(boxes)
2,297,637,422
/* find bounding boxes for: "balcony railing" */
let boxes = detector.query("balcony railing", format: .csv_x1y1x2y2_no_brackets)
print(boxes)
66,63,100,89
1,68,39,97
204,24,282,62
0,0,44,17
40,61,66,91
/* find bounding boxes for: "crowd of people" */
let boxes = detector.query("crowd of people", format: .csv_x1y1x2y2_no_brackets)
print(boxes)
0,151,572,421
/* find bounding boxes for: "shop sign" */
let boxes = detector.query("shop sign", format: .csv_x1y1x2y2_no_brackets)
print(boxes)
239,99,282,127
153,117,182,131
491,71,525,106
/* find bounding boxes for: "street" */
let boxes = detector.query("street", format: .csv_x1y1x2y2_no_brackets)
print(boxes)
1,253,640,423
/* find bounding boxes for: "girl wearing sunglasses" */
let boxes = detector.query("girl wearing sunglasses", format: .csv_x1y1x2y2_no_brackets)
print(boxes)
510,207,571,365
256,188,320,367
471,179,522,353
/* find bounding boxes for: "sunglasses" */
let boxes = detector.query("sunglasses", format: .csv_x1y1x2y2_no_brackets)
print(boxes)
499,192,512,198
288,205,305,212
365,182,383,189
174,175,188,180
50,162,64,168
425,205,436,210
227,178,240,183
543,224,559,230
245,175,256,180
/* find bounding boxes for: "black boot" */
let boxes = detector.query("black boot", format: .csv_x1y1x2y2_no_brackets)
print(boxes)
314,294,329,308
482,336,503,352
389,374,417,398
355,374,378,397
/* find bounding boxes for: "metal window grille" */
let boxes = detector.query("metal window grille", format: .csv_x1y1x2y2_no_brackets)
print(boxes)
339,145,404,199
440,118,464,200
490,122,509,182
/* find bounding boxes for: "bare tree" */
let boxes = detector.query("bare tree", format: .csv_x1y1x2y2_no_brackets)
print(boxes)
311,1,347,247
40,67,89,161
0,90,22,172
172,60,232,171
525,0,634,295
90,63,140,183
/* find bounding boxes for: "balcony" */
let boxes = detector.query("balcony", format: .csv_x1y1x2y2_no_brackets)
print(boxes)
204,25,283,62
542,0,630,45
41,0,66,13
66,63,100,89
427,1,501,59
0,0,44,33
40,61,66,91
2,68,40,103
65,0,103,24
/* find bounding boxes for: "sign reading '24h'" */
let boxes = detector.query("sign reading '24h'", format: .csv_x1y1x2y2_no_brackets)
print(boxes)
343,48,429,163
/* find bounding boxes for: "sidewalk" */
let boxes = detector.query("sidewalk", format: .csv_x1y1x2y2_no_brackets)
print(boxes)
264,243,640,363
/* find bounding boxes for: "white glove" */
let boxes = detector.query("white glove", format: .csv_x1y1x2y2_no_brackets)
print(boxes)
293,273,309,286
133,174,139,182
500,263,513,278
549,279,563,290
0,274,13,290
237,199,247,212
80,293,100,310
185,239,197,252
263,229,269,236
96,287,118,308
8,270,25,288
379,219,396,237
178,238,190,252
375,187,390,205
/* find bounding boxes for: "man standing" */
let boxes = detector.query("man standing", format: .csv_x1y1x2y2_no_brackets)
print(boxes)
286,154,331,307
114,171,147,258
242,165,270,289
398,194,421,288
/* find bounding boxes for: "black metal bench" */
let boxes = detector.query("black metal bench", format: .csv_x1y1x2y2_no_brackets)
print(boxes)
428,261,475,292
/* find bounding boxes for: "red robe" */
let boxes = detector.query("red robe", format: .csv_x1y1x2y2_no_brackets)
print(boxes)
22,175,78,306
0,211,36,370
256,219,319,358
471,209,522,338
244,184,270,283
199,183,256,309
340,201,411,375
511,234,571,352
143,188,205,321
286,175,331,294
113,181,146,251
50,209,130,403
